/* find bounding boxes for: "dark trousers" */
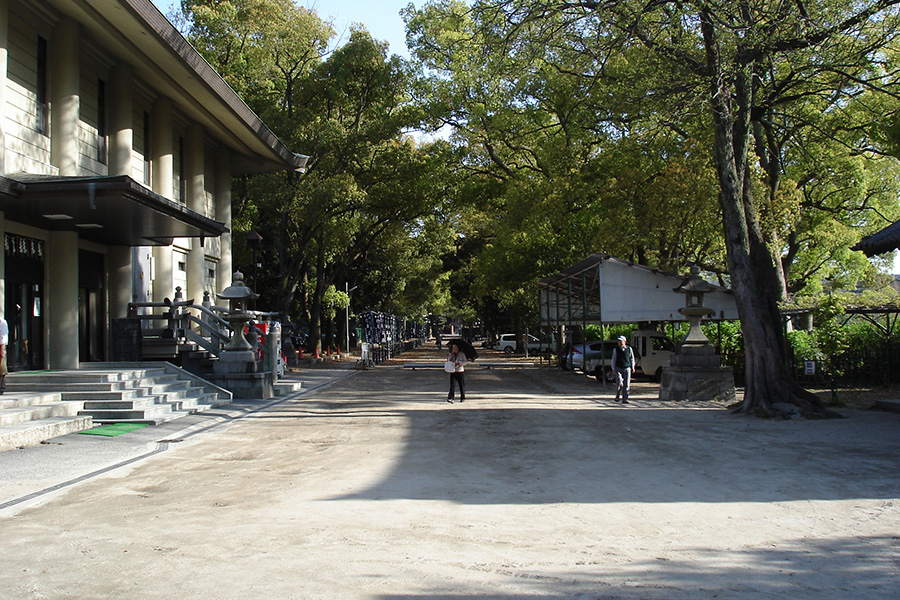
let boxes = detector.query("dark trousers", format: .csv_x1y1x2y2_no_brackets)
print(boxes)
449,372,466,400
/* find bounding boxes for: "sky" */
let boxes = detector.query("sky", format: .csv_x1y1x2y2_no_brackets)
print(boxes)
308,0,415,58
152,1,415,58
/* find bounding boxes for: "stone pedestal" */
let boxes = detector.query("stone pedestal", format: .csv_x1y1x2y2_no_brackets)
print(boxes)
207,350,275,399
658,344,736,403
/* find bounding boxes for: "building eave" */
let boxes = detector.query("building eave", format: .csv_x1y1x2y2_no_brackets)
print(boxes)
0,174,227,246
47,0,306,174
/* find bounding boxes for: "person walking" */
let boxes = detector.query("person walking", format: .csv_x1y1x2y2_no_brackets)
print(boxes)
446,342,467,403
613,335,635,403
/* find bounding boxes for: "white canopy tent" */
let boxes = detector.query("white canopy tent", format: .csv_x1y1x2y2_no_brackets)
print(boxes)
537,254,739,330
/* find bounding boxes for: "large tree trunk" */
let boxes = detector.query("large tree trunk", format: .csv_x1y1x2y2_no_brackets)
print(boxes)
701,13,837,418
306,236,327,356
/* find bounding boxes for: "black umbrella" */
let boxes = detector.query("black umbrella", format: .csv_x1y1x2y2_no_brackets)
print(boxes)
448,338,478,362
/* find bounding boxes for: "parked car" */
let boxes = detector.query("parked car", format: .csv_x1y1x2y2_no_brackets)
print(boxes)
495,333,552,354
560,330,677,382
567,340,618,382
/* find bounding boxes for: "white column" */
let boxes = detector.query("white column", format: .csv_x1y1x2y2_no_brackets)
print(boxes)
215,146,232,294
108,62,133,176
185,122,205,305
151,96,174,303
50,18,80,176
107,247,131,320
0,0,9,174
47,231,79,369
107,62,134,321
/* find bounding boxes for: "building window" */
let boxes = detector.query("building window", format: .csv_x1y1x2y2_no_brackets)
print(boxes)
97,79,108,164
36,37,49,136
143,111,151,185
177,260,187,272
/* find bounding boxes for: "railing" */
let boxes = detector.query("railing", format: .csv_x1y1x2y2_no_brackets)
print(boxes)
127,288,278,361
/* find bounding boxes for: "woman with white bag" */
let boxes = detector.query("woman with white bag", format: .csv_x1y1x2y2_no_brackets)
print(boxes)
444,342,467,403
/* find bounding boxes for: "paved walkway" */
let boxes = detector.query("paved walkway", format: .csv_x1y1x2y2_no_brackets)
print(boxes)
1,354,899,599
0,364,357,513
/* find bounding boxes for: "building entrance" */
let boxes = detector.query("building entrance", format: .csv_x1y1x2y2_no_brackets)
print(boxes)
79,250,105,362
4,234,45,371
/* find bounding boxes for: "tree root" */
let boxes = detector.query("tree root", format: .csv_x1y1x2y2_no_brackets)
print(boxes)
731,383,844,419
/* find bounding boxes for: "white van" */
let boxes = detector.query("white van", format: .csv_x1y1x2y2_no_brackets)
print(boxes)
631,330,676,381
496,333,552,354
584,330,676,382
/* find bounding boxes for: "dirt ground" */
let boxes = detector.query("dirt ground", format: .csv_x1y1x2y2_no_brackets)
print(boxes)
1,346,899,600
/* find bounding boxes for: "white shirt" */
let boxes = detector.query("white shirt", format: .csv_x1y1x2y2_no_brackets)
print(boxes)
0,318,8,346
449,351,467,372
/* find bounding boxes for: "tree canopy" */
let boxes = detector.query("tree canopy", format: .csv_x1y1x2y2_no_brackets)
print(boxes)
177,1,900,412
403,0,900,415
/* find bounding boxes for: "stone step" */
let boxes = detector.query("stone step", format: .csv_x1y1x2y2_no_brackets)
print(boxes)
0,416,94,452
0,393,63,410
274,381,303,396
81,397,166,410
83,398,220,424
6,373,181,393
142,380,192,395
3,364,233,428
178,392,222,410
80,406,176,423
0,400,83,427
57,389,150,402
8,369,167,384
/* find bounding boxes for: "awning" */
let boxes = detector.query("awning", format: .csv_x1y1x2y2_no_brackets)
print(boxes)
853,220,900,257
0,174,227,246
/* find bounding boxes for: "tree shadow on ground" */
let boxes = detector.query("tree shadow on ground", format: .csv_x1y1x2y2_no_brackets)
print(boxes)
369,534,899,599
273,369,900,505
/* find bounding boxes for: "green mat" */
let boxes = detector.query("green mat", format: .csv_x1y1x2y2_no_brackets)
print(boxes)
79,423,149,437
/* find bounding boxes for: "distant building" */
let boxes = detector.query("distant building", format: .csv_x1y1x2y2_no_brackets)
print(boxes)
1,0,305,370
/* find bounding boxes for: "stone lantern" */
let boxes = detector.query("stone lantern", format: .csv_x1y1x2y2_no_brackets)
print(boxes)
658,265,736,403
675,265,716,346
207,271,275,399
216,271,258,351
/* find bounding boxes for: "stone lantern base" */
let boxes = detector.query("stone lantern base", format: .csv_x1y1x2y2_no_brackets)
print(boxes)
658,344,736,403
207,350,275,399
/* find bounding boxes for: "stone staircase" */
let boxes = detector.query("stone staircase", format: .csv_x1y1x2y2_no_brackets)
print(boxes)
0,392,93,452
0,363,233,451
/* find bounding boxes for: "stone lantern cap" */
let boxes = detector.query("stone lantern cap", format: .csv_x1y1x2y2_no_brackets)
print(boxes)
217,271,259,303
674,265,717,295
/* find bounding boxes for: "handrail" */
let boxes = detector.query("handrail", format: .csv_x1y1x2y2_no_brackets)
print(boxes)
127,295,272,363
188,305,233,331
184,327,219,356
162,362,232,401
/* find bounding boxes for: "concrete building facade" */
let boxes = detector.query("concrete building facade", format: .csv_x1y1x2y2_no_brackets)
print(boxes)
0,0,304,370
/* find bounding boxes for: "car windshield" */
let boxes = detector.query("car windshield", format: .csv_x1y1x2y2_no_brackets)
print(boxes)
652,336,676,352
